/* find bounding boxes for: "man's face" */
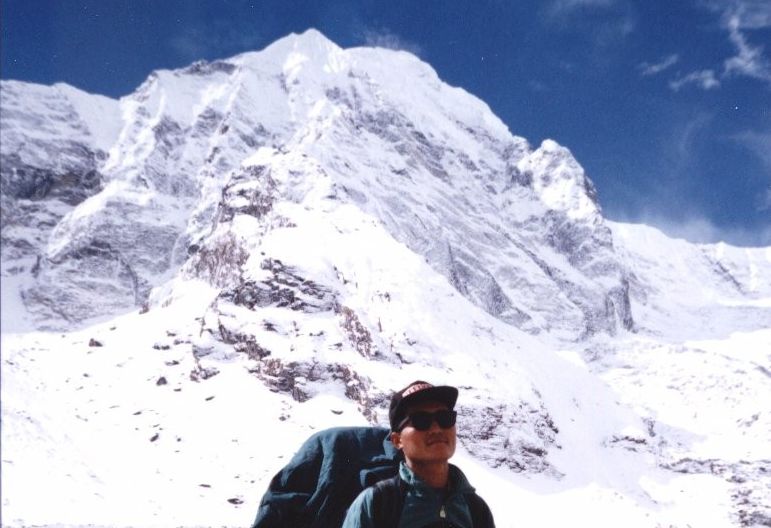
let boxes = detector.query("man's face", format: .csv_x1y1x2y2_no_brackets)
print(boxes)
391,401,457,465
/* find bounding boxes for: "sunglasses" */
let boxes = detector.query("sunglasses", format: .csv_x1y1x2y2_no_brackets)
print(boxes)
397,410,457,432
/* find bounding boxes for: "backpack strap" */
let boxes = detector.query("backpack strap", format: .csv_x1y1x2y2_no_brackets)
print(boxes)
371,475,406,528
372,477,495,528
465,491,496,528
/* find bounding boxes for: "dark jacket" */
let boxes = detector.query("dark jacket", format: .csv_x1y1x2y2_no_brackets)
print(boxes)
251,426,401,528
342,462,496,528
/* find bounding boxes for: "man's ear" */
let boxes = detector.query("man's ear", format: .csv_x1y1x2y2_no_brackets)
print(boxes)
390,431,402,450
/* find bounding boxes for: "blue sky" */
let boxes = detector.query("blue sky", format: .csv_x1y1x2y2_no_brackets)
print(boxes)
2,0,770,246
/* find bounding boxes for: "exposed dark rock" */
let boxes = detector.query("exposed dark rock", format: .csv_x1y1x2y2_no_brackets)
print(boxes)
1,151,104,205
217,323,272,360
195,108,225,137
445,244,531,327
661,457,771,527
606,434,648,451
189,232,249,288
219,259,337,313
189,364,219,382
254,359,313,402
217,165,277,222
706,252,746,294
249,358,379,420
506,165,532,188
457,400,561,475
183,60,237,76
338,306,375,358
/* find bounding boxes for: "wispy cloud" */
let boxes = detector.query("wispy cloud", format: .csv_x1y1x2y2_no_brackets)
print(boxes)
543,0,635,42
169,29,209,60
733,129,771,171
548,0,617,15
656,1,771,91
669,70,721,91
360,28,423,57
731,129,771,211
723,13,771,84
169,24,265,62
711,0,771,29
618,211,770,246
638,54,679,76
660,216,771,246
670,112,714,170
685,0,771,90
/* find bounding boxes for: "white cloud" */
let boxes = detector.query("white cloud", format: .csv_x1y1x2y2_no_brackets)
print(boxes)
639,54,679,76
656,2,771,90
723,14,771,85
669,70,721,91
361,28,423,57
712,0,771,29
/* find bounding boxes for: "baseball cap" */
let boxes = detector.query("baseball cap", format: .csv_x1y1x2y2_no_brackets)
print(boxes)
389,380,458,432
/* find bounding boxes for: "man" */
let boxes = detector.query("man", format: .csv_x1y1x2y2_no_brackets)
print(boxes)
342,381,496,528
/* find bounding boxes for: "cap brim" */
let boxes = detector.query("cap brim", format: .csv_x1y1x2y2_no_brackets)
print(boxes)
401,385,458,411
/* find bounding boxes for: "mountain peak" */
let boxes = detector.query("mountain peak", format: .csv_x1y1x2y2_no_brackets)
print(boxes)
1,30,628,337
288,28,339,49
518,139,600,220
258,27,343,65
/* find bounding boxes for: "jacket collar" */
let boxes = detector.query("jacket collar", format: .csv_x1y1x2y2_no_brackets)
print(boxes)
398,461,475,495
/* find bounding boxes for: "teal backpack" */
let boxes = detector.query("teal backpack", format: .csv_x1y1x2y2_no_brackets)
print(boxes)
251,426,495,527
251,427,400,527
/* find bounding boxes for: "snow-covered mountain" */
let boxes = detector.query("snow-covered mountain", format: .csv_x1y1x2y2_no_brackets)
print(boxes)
2,29,769,528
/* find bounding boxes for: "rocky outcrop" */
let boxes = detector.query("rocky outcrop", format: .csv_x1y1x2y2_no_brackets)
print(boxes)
0,82,118,275
220,259,338,313
661,458,771,527
458,400,562,476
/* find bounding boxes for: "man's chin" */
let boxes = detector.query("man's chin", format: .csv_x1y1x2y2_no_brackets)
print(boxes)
425,442,455,456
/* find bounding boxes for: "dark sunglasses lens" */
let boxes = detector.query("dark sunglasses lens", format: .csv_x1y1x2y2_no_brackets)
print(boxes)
408,410,457,430
410,412,433,430
436,410,457,428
